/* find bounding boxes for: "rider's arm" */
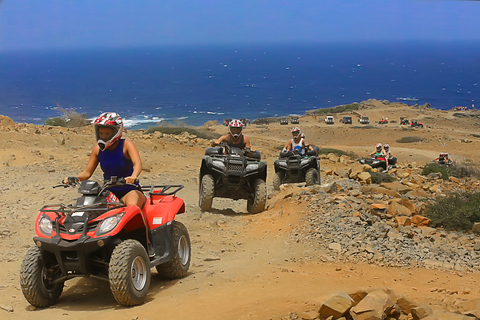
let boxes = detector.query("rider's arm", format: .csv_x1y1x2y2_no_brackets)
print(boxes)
65,145,100,183
283,140,292,152
303,140,314,150
124,139,143,184
244,135,253,151
212,135,228,146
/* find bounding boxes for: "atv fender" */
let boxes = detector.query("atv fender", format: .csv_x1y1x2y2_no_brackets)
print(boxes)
143,196,186,229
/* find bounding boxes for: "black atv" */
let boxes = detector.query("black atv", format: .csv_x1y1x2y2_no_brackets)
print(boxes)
199,143,267,214
273,147,321,190
358,156,397,170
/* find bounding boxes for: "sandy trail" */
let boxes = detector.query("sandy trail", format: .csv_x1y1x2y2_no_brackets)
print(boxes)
1,104,480,319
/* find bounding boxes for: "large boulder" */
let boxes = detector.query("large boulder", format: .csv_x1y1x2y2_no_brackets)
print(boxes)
350,288,396,320
319,291,355,319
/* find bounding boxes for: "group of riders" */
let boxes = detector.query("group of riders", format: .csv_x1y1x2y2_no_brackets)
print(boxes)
67,112,452,210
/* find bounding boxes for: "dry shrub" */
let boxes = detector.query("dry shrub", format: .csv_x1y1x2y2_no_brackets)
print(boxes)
396,136,425,143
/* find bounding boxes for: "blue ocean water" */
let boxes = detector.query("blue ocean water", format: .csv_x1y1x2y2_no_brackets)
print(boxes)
0,41,479,128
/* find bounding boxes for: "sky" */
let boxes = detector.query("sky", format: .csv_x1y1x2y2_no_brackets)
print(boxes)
1,0,480,52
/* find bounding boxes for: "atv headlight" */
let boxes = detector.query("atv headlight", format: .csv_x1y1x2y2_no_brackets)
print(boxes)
246,164,259,171
38,215,52,236
212,160,225,170
97,213,124,236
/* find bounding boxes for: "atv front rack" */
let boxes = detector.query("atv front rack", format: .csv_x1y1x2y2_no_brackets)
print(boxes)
40,202,125,217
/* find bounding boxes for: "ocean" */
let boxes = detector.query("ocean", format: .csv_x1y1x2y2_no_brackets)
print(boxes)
0,41,479,128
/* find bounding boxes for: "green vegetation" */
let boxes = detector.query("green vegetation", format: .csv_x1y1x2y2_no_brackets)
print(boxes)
396,136,425,143
309,103,360,115
146,125,219,140
422,163,451,180
367,169,396,184
422,163,480,180
318,148,356,158
471,134,480,138
425,192,480,231
44,107,89,127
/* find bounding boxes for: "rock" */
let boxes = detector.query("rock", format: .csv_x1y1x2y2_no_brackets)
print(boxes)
458,298,480,314
348,289,370,306
427,172,443,180
396,296,417,315
371,203,388,210
319,291,354,319
335,168,349,178
388,202,413,216
329,243,342,252
411,215,431,227
299,310,319,320
380,182,412,194
394,216,411,226
421,227,437,236
350,289,396,320
472,223,480,234
0,304,13,312
411,305,433,320
448,176,460,183
357,172,372,184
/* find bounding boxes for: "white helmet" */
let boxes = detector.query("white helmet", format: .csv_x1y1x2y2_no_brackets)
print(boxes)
291,127,301,139
228,119,244,139
94,112,123,150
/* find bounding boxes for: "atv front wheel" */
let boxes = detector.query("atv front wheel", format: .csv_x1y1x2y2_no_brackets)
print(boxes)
156,221,191,279
272,172,284,191
305,168,320,186
247,179,266,214
109,239,151,307
199,174,215,211
20,246,64,308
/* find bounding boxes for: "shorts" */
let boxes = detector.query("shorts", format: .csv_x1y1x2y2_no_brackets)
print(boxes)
109,185,141,200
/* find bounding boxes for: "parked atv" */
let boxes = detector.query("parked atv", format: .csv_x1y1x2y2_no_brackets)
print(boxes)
199,143,267,214
20,177,191,308
273,147,321,190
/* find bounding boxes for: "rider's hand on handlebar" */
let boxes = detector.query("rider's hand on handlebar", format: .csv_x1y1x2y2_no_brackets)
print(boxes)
63,176,80,185
211,140,219,147
125,176,138,184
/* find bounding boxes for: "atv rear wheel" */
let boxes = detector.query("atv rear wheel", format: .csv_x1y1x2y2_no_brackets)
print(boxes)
20,246,64,308
305,168,319,186
247,179,266,214
156,221,191,279
272,172,284,191
109,239,151,306
199,174,214,211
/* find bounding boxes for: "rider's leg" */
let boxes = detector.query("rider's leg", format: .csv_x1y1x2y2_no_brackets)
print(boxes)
121,190,146,209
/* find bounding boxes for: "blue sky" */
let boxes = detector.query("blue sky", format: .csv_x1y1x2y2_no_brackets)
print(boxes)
1,0,479,52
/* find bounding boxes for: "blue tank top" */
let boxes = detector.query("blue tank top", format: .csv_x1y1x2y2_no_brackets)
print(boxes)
98,139,138,196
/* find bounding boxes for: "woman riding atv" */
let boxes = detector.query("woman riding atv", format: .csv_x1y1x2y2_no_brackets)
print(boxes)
64,112,145,208
211,119,257,156
370,143,387,170
433,152,453,166
383,144,397,169
283,127,314,154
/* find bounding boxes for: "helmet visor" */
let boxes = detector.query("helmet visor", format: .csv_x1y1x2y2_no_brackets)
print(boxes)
230,127,242,135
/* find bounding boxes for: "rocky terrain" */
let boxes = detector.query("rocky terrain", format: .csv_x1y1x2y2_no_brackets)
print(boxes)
1,100,480,319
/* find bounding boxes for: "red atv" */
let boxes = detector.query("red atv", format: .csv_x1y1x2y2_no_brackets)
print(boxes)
20,177,191,307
